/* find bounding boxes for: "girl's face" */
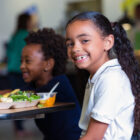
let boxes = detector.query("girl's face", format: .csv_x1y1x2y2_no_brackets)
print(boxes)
20,44,50,86
66,20,113,75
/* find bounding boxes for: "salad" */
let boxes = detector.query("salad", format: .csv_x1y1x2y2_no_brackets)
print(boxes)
0,89,41,103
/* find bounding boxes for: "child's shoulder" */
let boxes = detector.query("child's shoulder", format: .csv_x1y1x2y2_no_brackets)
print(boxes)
103,66,126,78
95,65,130,87
51,74,71,88
93,65,132,100
53,74,69,82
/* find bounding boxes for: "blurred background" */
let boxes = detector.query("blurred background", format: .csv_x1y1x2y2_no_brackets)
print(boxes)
0,0,137,62
0,0,140,139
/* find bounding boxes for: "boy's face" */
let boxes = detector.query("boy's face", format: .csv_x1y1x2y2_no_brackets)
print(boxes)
20,44,48,84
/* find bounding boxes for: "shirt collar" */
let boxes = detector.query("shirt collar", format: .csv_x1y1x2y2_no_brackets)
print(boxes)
88,59,120,84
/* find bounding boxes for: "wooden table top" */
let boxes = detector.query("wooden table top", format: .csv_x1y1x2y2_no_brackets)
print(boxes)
0,102,75,120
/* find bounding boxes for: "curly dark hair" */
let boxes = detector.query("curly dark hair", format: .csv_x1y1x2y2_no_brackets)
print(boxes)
25,28,67,76
66,11,140,135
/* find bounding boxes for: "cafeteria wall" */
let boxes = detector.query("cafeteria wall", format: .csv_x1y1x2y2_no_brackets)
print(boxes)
0,0,123,62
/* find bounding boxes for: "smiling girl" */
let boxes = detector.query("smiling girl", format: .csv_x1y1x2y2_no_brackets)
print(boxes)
66,11,140,140
20,28,81,140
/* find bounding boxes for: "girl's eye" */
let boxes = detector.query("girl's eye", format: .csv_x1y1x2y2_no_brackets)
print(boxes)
81,40,89,44
26,59,31,64
66,42,74,48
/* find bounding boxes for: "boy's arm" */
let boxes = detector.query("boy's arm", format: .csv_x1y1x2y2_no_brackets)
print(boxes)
79,118,108,140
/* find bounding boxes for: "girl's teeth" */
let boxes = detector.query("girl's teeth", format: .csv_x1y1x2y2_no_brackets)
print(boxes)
77,55,87,60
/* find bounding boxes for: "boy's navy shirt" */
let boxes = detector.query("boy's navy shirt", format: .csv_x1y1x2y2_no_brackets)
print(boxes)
21,74,81,140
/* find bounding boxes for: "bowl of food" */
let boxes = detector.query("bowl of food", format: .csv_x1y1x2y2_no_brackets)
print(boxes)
38,92,57,107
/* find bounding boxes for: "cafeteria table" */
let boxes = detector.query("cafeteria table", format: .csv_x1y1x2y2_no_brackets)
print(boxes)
0,102,75,120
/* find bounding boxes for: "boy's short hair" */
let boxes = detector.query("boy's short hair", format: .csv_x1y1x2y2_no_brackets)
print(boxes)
25,28,67,76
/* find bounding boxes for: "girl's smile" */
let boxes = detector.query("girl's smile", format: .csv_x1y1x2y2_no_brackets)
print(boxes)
22,71,29,79
75,54,89,61
73,54,89,63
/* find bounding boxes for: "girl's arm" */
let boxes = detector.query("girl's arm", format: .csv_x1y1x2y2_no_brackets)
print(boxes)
79,118,108,140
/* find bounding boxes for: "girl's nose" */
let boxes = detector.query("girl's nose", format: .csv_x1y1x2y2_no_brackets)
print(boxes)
72,43,81,53
20,62,25,70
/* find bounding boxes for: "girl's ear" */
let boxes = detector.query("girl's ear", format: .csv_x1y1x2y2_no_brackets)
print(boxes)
104,34,114,51
44,58,55,72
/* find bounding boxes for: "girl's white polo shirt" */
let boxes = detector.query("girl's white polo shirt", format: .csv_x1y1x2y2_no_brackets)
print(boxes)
79,59,135,140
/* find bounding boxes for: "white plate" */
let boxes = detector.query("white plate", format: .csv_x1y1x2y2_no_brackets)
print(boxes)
0,100,39,109
0,102,13,109
11,100,39,109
